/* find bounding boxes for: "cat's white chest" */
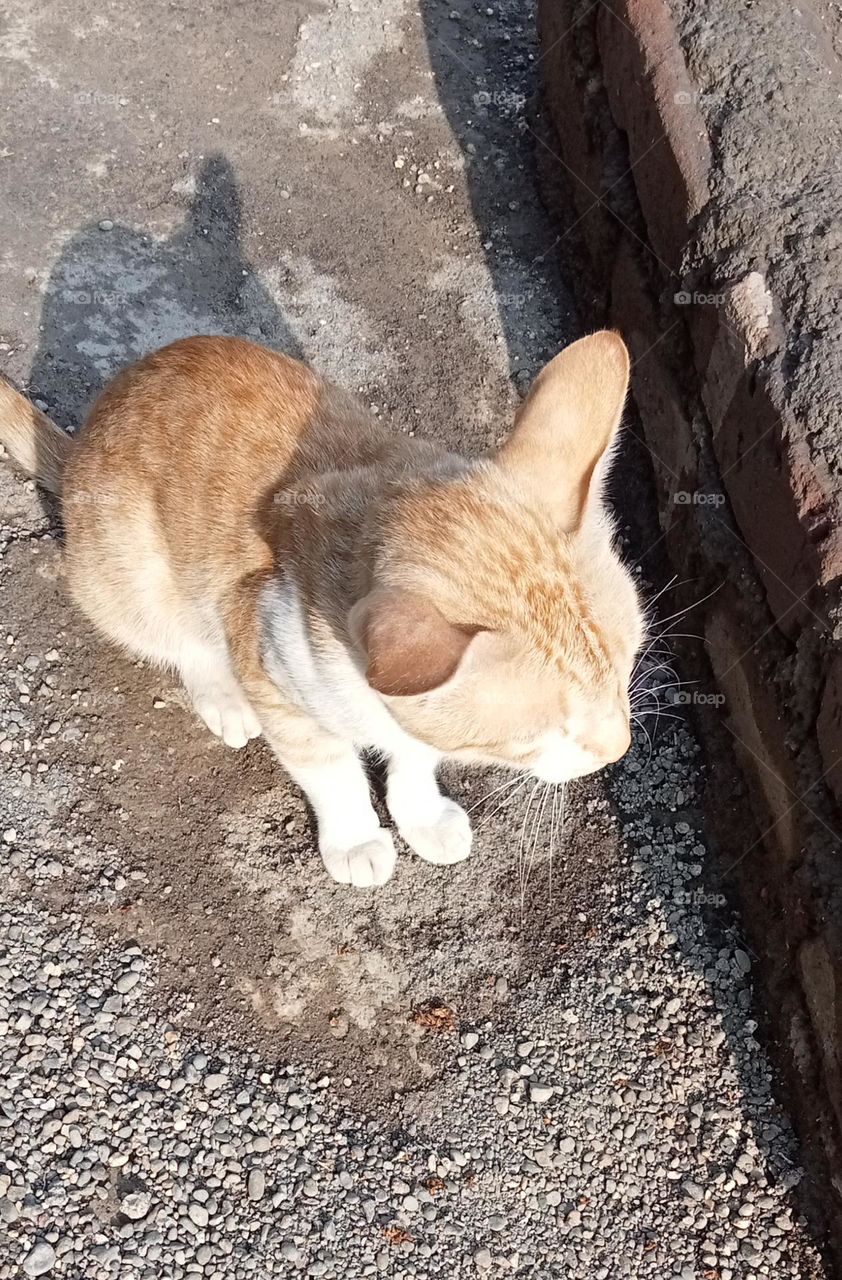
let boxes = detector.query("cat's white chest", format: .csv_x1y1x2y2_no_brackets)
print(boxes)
259,576,414,755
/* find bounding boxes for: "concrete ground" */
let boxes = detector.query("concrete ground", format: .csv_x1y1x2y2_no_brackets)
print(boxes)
0,0,830,1277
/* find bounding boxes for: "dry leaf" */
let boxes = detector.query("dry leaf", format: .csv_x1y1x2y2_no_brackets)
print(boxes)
410,1001,456,1033
383,1226,413,1246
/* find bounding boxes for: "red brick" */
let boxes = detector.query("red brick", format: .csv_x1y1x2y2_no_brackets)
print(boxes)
597,0,711,272
799,937,842,1140
705,601,800,868
610,238,696,497
818,655,842,809
697,304,842,630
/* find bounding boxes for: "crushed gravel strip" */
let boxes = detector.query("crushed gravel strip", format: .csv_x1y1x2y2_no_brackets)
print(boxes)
0,710,826,1279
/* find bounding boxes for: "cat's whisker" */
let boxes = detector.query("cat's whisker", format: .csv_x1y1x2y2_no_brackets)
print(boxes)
630,712,655,765
629,675,691,696
634,708,686,724
475,774,531,832
548,782,560,906
554,783,567,897
644,627,707,649
630,657,678,689
630,651,679,679
521,781,552,915
631,644,680,678
630,681,683,707
645,579,724,631
639,572,681,608
517,781,542,913
524,773,550,906
630,679,695,710
466,770,526,816
514,773,540,916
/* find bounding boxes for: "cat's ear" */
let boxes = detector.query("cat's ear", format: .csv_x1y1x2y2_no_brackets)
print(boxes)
349,588,479,697
495,330,629,530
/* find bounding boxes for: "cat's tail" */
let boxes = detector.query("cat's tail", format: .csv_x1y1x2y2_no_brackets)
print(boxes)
0,376,73,494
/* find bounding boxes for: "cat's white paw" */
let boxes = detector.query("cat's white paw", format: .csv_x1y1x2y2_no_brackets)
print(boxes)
321,830,397,888
400,800,473,866
192,686,262,749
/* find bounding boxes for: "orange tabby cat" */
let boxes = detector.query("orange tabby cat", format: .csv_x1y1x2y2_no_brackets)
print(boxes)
0,331,643,887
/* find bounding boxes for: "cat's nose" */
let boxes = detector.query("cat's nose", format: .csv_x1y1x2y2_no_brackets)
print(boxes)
593,717,631,764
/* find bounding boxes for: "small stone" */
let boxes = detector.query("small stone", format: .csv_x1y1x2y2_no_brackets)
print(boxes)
247,1169,265,1201
328,1011,350,1039
115,970,140,994
0,1197,19,1223
121,1191,151,1220
474,1247,492,1270
188,1201,209,1227
204,1073,227,1091
98,219,114,231
529,1083,554,1104
22,1241,57,1276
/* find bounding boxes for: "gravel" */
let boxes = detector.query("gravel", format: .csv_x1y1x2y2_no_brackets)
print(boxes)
0,698,827,1278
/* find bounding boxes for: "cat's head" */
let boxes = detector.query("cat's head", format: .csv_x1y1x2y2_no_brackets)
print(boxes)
350,331,644,782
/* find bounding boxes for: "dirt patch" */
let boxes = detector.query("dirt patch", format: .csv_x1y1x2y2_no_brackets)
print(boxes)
0,533,619,1102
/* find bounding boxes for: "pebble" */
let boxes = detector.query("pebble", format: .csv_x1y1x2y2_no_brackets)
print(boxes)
248,1169,266,1201
188,1201,209,1227
120,1191,151,1220
22,1242,56,1276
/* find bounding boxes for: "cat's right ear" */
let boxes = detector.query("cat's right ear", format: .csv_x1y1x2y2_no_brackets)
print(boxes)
494,330,629,530
348,588,480,697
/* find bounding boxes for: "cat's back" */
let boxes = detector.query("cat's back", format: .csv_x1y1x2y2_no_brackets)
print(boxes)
65,335,392,532
72,336,340,480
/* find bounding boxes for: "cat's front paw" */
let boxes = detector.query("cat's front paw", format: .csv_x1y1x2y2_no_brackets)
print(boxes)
191,685,261,749
400,800,473,866
320,830,397,888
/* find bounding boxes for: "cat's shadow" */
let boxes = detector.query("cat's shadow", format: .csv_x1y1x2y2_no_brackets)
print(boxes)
26,153,302,521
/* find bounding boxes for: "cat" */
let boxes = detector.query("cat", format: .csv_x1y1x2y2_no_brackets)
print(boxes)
0,330,644,888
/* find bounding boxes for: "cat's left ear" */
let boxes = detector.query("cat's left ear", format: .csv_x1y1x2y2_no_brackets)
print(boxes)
495,330,629,530
349,588,481,697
